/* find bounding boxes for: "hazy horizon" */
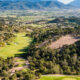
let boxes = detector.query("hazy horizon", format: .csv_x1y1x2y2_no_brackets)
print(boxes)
58,0,74,4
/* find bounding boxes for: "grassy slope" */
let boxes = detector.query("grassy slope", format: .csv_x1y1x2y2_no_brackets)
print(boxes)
0,33,32,59
40,76,80,80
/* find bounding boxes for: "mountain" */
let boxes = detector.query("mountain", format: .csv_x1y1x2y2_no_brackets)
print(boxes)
69,0,80,8
0,0,72,10
0,0,57,1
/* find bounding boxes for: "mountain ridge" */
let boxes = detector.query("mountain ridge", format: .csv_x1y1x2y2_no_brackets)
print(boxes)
0,0,76,10
0,0,69,10
69,0,80,8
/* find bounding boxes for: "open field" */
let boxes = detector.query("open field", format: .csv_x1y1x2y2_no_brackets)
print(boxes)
0,33,32,59
50,35,80,49
40,75,80,80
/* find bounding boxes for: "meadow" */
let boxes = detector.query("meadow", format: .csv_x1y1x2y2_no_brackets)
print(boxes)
40,75,80,80
0,33,32,59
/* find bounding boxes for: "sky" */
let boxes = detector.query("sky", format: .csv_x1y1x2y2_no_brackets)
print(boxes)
58,0,74,4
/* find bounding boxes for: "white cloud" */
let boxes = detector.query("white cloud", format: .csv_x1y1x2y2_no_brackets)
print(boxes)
58,0,74,4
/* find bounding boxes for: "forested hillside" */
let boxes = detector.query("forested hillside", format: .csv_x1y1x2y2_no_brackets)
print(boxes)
0,16,80,80
0,0,80,80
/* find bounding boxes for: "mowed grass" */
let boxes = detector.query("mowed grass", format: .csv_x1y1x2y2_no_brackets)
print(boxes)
40,76,80,80
0,33,32,59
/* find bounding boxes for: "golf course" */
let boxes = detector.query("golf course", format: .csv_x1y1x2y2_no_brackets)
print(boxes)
40,75,80,80
0,33,32,59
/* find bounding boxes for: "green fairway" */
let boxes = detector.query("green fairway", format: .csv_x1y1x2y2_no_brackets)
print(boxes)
0,33,32,59
40,76,80,80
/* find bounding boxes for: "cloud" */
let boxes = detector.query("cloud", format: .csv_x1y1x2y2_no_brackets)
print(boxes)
58,0,74,4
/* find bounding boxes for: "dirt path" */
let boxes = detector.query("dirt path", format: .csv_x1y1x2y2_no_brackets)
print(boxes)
37,40,49,48
9,66,28,75
9,57,29,75
9,66,27,72
50,35,80,49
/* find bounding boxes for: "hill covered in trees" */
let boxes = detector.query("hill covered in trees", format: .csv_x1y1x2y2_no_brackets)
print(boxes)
0,16,80,80
25,26,80,75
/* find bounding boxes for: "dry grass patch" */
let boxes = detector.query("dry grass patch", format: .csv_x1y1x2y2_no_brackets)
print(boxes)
50,35,80,49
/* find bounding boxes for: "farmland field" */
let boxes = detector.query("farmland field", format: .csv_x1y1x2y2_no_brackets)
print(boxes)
40,75,80,80
0,33,32,59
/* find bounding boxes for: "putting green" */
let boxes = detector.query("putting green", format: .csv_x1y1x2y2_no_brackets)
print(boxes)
63,78,76,80
40,76,80,80
0,33,32,59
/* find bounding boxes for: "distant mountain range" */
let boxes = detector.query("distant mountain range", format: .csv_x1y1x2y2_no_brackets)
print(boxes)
69,0,80,8
0,0,79,10
0,0,57,1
